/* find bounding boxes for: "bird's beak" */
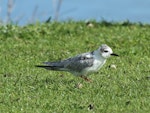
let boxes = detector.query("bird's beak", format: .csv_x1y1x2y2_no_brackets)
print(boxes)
111,53,119,56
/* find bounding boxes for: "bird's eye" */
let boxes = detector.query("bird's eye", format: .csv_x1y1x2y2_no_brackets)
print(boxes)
104,50,108,52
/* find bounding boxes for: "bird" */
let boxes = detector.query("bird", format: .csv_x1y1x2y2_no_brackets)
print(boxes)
36,44,118,82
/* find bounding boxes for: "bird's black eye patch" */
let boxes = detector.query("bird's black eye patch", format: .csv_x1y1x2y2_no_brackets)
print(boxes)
104,50,108,52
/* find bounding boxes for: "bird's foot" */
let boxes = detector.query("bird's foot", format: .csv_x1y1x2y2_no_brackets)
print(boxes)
80,76,92,82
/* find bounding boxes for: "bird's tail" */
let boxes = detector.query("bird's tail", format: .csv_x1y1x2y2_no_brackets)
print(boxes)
35,65,63,71
35,62,66,71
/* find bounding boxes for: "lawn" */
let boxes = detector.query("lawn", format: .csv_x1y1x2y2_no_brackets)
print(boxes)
0,21,149,113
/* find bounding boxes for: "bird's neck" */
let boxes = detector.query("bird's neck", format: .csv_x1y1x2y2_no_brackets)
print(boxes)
93,50,106,61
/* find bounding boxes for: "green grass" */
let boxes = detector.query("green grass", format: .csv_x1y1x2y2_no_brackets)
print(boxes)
0,21,149,113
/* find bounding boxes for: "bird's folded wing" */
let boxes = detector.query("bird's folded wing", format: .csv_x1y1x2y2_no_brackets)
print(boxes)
64,53,94,72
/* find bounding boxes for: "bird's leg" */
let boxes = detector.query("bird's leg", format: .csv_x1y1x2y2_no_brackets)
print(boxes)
80,75,92,82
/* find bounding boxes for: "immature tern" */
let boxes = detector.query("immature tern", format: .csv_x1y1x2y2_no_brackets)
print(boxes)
36,44,118,81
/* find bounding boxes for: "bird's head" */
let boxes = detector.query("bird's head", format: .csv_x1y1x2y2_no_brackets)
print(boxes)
98,44,118,59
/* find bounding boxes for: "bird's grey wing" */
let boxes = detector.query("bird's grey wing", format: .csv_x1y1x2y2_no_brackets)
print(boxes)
37,52,94,72
64,52,94,72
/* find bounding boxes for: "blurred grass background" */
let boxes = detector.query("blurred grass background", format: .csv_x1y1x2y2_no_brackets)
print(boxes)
0,21,149,112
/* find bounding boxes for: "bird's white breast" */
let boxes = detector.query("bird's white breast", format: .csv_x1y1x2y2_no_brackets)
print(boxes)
82,56,106,75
